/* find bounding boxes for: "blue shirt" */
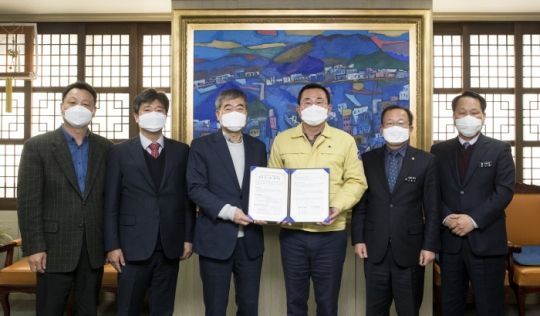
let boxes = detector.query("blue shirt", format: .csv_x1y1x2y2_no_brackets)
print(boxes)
62,125,90,196
384,142,408,179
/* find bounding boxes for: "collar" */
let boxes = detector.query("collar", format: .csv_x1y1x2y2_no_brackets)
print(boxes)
292,122,330,138
222,131,243,144
139,133,165,149
458,134,480,146
61,124,90,143
385,142,408,157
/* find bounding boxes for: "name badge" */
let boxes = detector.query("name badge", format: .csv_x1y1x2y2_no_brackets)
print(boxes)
405,176,417,183
479,161,493,168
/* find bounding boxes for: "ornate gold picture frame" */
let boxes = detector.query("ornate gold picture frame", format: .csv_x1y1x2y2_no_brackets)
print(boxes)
172,9,432,151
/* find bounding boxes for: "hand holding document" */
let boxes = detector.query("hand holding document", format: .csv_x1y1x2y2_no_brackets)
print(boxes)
248,167,330,223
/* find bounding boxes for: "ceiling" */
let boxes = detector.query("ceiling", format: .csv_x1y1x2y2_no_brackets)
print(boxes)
0,0,538,15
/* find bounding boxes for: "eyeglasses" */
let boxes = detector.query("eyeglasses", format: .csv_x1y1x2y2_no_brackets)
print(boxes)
300,101,327,107
383,120,410,128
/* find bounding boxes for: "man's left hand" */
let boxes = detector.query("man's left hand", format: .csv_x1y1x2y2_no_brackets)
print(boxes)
419,250,435,266
317,207,340,226
448,214,475,236
180,242,193,261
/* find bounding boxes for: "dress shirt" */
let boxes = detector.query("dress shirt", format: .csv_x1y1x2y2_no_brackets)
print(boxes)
62,124,90,196
384,143,408,179
458,134,479,146
139,133,165,154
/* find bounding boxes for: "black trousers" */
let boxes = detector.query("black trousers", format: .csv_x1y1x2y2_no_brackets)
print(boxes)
279,229,347,316
364,244,425,316
440,238,506,316
116,251,180,316
199,237,263,316
36,238,103,316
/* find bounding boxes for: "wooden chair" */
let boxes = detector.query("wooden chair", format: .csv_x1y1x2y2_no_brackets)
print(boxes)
506,182,540,316
0,238,118,316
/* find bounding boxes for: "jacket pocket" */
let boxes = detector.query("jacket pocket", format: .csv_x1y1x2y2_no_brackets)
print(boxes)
120,215,135,226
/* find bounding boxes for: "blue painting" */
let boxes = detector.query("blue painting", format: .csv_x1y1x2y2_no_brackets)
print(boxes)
192,29,410,155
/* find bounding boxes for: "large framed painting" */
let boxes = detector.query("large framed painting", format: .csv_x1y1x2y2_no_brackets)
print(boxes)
172,10,432,153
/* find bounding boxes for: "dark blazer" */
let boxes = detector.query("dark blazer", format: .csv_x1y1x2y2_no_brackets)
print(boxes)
430,134,515,256
17,127,113,272
187,132,266,260
352,145,441,267
103,136,195,261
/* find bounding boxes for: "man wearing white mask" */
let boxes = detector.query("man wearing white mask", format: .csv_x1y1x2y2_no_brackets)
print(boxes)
430,91,515,316
104,88,195,315
351,105,440,316
268,83,367,316
18,81,113,315
187,88,267,315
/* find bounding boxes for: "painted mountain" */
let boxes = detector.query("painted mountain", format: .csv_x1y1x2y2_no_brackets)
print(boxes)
194,32,409,78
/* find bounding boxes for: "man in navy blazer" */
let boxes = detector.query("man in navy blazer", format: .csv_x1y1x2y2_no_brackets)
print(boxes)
187,88,267,315
352,105,440,316
104,89,195,316
430,91,515,316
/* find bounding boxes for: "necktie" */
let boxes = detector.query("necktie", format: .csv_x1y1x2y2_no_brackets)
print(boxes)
149,143,160,158
388,150,399,193
463,142,470,149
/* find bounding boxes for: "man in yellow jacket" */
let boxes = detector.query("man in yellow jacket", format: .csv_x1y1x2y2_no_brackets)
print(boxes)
268,83,368,316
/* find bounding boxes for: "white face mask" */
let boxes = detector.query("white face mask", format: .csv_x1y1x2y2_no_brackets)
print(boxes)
382,126,410,145
455,115,483,137
138,112,167,132
63,105,94,128
220,111,246,132
300,105,328,126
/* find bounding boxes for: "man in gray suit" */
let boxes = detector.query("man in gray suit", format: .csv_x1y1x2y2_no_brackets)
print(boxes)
104,89,195,316
17,81,113,315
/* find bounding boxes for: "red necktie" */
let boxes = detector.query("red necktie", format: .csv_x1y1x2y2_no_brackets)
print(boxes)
149,143,160,158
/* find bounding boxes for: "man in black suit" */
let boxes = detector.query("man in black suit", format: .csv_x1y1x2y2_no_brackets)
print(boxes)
187,88,267,315
18,81,113,315
103,89,195,316
430,91,515,316
352,105,440,316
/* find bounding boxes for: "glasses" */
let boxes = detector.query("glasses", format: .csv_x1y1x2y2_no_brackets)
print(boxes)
301,101,327,107
383,120,410,128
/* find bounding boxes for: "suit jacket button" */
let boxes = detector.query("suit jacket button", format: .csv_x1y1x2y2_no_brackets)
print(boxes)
389,204,393,208
240,195,244,200
78,224,83,228
155,216,159,219
460,191,465,194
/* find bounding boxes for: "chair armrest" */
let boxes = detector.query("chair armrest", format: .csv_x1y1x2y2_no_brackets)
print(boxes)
0,239,21,267
0,238,22,267
507,241,524,286
508,241,522,254
14,238,22,247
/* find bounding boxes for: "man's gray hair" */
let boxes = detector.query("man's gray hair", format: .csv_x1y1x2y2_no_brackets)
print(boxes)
215,88,247,110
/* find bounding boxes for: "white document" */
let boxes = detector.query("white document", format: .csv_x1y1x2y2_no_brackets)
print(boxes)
247,167,330,223
248,167,289,222
289,168,330,223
